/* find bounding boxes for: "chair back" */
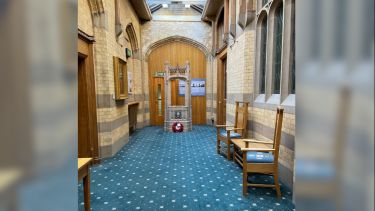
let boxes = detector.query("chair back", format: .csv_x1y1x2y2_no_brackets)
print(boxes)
234,102,249,137
272,107,284,161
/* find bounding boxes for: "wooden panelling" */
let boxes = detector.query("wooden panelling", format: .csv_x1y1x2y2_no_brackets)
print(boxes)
78,38,89,55
149,42,207,125
216,48,227,125
78,37,99,163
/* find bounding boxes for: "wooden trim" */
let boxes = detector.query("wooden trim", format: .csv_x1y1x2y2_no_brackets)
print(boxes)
246,163,275,173
78,36,100,164
216,44,228,55
78,29,95,43
113,57,129,100
217,47,228,59
78,39,89,56
216,49,227,126
248,183,275,188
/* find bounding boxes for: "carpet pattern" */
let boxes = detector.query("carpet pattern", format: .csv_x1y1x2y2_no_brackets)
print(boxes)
79,126,295,210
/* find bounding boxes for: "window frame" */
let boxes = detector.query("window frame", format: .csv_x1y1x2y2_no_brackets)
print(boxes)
254,0,295,109
254,10,268,101
259,15,268,95
272,2,283,94
216,9,226,50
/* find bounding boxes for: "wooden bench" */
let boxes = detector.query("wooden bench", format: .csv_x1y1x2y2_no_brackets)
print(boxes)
78,158,92,211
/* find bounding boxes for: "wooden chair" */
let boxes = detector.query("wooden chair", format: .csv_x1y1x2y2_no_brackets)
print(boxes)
232,107,284,198
215,101,249,160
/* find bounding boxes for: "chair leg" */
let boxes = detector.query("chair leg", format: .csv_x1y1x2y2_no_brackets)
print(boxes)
227,142,231,160
216,128,221,155
242,156,248,196
216,140,220,154
243,173,248,196
274,172,281,199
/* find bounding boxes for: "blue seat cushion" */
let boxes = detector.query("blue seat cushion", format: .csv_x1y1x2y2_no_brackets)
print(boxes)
247,152,274,163
219,129,241,138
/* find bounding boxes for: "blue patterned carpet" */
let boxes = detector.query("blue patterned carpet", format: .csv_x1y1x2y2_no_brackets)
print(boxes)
79,126,295,210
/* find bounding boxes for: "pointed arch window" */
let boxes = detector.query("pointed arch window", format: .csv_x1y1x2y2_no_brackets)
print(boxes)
290,2,295,94
262,0,268,7
259,16,268,94
126,23,139,52
216,10,225,49
254,0,295,105
273,3,283,94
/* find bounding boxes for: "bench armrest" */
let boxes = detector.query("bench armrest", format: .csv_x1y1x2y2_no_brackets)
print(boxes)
215,125,234,128
226,128,244,131
240,148,275,152
242,139,273,145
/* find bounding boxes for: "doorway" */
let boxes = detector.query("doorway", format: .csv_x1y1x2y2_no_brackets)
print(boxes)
217,50,227,125
78,34,99,162
151,77,165,125
148,41,207,125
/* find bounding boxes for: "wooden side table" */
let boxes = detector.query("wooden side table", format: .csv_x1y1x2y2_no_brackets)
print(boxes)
78,158,92,211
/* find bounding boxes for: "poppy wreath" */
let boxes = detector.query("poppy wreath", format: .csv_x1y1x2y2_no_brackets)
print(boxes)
172,122,184,132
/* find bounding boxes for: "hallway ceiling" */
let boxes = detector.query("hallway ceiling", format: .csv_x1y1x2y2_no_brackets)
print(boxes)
147,0,206,21
147,0,207,4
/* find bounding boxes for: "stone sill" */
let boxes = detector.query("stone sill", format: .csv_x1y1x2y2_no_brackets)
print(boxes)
254,94,295,114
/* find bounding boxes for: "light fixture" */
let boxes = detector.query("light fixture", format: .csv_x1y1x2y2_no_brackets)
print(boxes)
162,3,168,8
185,4,190,8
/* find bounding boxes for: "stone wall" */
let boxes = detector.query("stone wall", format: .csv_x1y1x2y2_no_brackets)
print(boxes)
78,1,295,188
78,0,148,158
78,0,94,36
224,12,295,189
142,21,212,54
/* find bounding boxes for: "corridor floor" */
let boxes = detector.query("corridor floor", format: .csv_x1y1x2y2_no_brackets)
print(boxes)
79,126,295,210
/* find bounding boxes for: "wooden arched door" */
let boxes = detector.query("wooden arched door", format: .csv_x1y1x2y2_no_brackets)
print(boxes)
148,42,207,125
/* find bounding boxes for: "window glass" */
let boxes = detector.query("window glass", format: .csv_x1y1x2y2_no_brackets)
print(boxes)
259,16,267,94
157,84,162,116
217,11,225,48
262,0,268,7
273,3,283,94
291,2,295,94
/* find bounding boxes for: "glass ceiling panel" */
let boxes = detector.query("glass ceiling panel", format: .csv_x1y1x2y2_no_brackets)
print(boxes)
147,0,207,5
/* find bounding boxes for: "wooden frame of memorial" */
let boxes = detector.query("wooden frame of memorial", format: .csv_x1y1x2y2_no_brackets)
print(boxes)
164,61,192,132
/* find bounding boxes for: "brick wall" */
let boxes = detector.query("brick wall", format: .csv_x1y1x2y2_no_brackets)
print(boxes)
224,21,295,189
78,1,295,188
78,0,148,158
142,21,212,53
78,0,94,36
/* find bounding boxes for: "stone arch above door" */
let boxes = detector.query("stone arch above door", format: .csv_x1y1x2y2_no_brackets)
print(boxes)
144,36,211,62
147,40,208,125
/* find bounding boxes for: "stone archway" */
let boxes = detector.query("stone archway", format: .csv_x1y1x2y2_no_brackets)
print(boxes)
87,0,106,28
144,36,212,126
144,35,211,62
